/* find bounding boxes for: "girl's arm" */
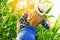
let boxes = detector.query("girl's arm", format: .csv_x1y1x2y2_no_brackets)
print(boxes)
40,14,50,29
17,21,21,34
17,11,28,34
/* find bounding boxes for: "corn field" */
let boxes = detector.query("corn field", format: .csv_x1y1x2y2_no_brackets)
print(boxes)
0,0,60,40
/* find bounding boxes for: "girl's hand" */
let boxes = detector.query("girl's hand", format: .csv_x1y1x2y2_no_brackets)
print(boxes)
44,14,48,18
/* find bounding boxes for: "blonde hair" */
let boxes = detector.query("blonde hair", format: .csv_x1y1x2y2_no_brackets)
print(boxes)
27,9,43,26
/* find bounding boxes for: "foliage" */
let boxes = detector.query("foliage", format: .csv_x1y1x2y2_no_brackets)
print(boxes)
35,15,60,40
0,0,19,40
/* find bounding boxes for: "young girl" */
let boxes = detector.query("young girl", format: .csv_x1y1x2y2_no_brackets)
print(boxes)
16,3,50,40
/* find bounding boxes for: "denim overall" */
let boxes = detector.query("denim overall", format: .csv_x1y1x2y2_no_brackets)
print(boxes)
16,19,49,40
16,24,37,40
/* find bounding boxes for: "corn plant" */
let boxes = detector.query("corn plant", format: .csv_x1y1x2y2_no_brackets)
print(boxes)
35,14,60,40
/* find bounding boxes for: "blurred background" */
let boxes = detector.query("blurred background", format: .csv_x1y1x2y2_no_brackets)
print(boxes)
0,0,60,40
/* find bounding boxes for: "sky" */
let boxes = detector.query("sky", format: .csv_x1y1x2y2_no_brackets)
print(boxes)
50,0,60,16
48,0,60,27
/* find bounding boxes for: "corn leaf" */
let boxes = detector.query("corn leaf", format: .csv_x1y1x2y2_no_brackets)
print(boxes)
48,15,55,18
46,5,53,14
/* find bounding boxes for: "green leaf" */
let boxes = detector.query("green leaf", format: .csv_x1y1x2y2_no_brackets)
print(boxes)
48,15,55,18
45,0,53,3
46,5,53,14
